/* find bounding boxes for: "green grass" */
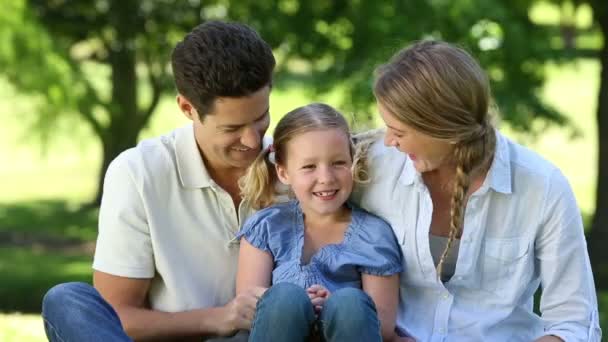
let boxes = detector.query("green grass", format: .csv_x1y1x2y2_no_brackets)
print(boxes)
0,313,47,342
0,247,92,313
0,200,98,241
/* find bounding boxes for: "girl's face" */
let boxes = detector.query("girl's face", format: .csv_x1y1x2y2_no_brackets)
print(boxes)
378,102,454,173
276,129,353,221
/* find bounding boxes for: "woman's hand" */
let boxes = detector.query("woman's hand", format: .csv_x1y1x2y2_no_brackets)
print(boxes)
306,284,330,313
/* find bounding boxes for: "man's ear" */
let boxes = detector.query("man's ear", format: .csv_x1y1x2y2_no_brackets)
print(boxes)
177,95,197,120
275,163,290,185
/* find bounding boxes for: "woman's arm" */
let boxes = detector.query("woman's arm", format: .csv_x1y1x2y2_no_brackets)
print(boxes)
535,170,601,341
236,238,274,295
362,273,401,342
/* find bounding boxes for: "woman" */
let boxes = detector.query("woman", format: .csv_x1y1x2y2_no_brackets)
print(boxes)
353,40,601,341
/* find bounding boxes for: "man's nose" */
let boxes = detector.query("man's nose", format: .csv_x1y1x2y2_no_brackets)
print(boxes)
240,126,261,149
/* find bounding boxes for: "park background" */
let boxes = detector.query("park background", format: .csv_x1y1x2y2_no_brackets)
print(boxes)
0,0,606,340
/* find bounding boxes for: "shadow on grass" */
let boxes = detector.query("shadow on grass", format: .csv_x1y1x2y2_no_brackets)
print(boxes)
0,247,93,313
0,200,98,243
0,200,97,313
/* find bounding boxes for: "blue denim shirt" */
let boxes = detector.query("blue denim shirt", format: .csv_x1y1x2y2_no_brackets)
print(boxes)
237,200,403,292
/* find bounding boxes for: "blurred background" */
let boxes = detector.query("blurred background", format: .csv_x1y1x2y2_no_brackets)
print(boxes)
0,0,606,340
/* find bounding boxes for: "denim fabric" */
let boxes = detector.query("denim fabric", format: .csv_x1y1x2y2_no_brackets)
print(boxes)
237,200,403,293
249,283,381,342
42,282,132,342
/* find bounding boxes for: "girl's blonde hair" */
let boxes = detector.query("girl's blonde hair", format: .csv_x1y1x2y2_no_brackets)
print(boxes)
373,40,497,279
240,103,368,209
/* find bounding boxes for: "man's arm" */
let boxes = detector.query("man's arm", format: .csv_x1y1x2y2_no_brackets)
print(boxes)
94,271,263,340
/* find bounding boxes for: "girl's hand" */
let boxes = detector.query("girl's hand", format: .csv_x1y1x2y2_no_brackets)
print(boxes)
306,284,330,313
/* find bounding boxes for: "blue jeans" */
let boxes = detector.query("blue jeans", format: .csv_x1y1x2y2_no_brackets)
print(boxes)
42,282,132,342
249,283,381,342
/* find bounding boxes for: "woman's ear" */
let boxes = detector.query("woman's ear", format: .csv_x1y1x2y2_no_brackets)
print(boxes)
275,163,290,185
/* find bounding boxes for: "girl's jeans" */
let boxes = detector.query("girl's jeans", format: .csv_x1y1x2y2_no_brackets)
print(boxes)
248,282,381,342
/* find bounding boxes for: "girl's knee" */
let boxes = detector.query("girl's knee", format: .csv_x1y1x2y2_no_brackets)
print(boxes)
324,287,376,316
258,282,312,315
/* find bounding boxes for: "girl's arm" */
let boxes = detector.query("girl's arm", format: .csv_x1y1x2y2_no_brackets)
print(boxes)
362,273,401,342
236,238,274,295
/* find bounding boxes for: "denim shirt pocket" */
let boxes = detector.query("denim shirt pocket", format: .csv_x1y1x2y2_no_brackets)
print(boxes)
481,237,530,293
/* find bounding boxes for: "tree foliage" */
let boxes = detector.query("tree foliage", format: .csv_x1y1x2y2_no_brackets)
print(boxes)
0,0,588,205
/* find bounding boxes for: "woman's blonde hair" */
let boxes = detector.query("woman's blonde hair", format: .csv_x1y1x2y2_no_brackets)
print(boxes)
373,40,497,279
240,103,368,209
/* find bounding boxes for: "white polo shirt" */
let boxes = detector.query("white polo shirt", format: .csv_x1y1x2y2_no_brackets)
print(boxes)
93,123,257,341
352,130,601,342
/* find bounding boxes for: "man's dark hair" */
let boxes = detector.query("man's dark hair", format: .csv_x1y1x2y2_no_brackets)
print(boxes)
171,21,275,119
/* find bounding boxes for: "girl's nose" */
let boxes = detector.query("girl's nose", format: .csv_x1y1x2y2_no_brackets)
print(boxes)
318,166,336,184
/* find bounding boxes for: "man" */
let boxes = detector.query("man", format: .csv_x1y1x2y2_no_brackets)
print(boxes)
42,21,275,341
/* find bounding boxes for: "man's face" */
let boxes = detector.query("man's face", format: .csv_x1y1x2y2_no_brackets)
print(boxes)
181,86,271,172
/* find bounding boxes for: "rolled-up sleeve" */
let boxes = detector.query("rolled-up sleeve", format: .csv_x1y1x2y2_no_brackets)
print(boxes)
535,169,602,342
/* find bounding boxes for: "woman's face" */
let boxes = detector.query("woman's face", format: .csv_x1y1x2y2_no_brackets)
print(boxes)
378,102,454,173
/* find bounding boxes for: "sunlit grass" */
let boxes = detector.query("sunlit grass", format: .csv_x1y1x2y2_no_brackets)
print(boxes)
0,313,46,342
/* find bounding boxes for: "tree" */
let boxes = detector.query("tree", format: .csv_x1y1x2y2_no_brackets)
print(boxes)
0,0,574,206
0,0,210,205
585,0,608,289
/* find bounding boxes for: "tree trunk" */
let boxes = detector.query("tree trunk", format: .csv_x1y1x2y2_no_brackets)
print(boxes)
88,0,141,207
91,131,139,206
588,2,608,290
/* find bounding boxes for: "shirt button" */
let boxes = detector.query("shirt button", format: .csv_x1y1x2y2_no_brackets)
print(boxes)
438,328,446,334
442,292,450,299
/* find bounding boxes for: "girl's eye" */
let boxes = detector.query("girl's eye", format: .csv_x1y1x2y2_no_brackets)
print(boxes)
333,161,347,166
302,164,315,170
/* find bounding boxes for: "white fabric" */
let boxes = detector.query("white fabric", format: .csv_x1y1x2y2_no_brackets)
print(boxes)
352,130,601,342
93,123,260,341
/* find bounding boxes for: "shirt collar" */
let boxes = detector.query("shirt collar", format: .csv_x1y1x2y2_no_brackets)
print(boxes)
174,123,214,189
397,129,512,194
398,155,418,187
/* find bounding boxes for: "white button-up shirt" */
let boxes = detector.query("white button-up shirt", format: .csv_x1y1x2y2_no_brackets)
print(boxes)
352,131,601,342
93,123,258,341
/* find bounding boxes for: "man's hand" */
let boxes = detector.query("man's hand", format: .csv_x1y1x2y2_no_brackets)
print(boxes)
306,284,330,313
216,286,267,336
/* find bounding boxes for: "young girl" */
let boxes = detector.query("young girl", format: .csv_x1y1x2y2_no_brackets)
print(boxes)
236,103,406,342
